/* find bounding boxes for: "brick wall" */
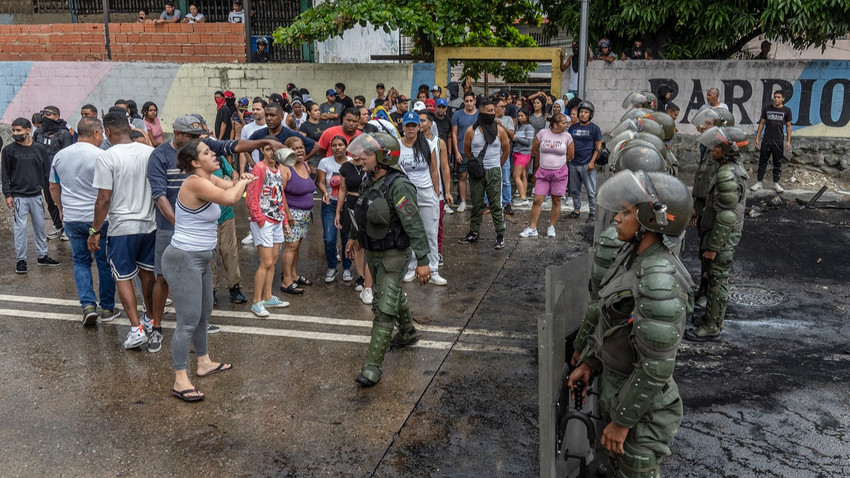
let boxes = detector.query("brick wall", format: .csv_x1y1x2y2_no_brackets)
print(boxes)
0,23,246,63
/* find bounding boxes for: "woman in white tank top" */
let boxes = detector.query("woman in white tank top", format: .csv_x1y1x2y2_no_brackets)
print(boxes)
162,139,257,402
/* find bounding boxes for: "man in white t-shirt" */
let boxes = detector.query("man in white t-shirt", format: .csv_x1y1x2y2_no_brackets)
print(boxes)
49,116,119,326
228,1,245,23
88,112,157,350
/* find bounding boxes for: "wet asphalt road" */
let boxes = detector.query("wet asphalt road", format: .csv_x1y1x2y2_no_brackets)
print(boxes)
1,193,848,477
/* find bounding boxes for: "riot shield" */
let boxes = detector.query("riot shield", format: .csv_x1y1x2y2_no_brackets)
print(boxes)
539,252,603,478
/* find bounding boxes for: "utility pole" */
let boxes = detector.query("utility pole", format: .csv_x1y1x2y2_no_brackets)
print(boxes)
101,0,111,60
578,0,589,99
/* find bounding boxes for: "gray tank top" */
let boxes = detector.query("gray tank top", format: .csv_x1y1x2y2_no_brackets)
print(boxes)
470,128,502,169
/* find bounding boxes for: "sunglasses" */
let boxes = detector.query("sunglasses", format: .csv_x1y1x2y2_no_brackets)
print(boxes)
40,110,58,117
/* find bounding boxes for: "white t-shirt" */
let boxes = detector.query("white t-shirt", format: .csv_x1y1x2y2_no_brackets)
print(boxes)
228,10,245,23
427,135,445,197
398,141,436,189
241,121,265,164
49,142,105,223
317,156,349,200
92,142,156,237
184,12,204,22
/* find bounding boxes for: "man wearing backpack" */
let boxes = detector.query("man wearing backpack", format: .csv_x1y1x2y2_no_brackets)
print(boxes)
459,100,511,249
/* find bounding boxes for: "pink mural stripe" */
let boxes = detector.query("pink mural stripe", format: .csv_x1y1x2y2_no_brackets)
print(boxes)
2,62,115,124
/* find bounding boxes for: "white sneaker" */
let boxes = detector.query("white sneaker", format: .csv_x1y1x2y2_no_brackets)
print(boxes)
403,269,416,283
750,181,763,192
325,268,338,283
773,183,784,193
165,298,172,306
429,271,448,286
141,315,153,334
457,202,467,212
519,227,538,238
547,226,556,238
123,327,148,349
251,301,270,317
443,203,454,214
342,269,353,282
360,287,373,305
563,197,573,209
241,233,254,245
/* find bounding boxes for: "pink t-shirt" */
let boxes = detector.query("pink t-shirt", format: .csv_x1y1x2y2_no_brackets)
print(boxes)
536,128,572,170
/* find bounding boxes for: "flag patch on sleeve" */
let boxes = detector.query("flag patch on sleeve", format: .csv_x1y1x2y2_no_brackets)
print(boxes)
396,196,409,209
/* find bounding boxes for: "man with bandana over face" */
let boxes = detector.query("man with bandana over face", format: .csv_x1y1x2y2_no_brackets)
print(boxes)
33,105,73,239
459,100,511,249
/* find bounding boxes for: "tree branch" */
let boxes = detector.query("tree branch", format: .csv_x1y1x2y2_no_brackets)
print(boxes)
713,26,763,59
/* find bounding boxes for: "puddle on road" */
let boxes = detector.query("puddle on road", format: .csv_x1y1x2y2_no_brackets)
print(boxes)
728,285,786,307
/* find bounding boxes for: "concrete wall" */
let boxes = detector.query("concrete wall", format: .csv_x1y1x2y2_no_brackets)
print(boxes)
584,59,850,138
0,61,415,130
0,23,246,63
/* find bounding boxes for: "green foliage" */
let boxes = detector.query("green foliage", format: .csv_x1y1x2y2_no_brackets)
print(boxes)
540,0,850,59
274,0,543,82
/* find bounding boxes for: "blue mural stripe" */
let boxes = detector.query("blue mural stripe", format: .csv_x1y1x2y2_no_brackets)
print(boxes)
0,61,34,119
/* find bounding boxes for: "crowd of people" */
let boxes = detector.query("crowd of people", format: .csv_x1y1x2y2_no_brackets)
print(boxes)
2,72,789,452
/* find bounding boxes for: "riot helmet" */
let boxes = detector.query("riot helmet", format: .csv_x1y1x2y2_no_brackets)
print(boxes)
692,107,735,130
609,117,664,140
610,131,667,159
622,91,650,109
597,170,692,238
613,144,666,173
348,132,402,172
698,126,749,155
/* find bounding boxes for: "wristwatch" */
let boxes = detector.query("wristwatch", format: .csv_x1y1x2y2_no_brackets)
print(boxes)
88,227,101,236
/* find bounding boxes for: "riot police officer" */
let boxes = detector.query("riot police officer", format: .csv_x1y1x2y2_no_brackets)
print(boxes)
686,126,749,342
690,107,735,308
345,132,431,386
568,170,693,477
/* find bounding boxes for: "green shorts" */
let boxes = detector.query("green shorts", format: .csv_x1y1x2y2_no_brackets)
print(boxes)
456,154,468,173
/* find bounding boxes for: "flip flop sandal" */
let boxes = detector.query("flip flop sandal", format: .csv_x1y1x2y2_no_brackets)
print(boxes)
280,283,304,295
172,388,205,402
197,363,233,377
297,276,313,286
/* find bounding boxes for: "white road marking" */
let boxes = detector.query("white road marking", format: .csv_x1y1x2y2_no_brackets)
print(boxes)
0,304,531,355
0,294,535,340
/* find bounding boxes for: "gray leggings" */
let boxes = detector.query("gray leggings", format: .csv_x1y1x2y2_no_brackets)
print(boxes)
161,245,214,371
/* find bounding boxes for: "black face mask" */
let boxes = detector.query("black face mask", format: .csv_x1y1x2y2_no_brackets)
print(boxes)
478,113,495,125
42,117,58,128
12,134,27,143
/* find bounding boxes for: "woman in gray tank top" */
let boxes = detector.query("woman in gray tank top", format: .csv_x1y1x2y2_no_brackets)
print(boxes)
163,139,257,402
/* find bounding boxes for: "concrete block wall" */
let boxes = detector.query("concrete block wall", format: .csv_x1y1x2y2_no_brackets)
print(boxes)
0,23,245,63
583,59,850,138
0,61,415,131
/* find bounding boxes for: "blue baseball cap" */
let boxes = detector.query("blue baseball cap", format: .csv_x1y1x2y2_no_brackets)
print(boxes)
402,111,420,125
435,98,448,107
326,88,337,97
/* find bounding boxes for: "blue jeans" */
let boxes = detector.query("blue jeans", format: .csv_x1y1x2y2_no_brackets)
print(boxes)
501,159,512,206
321,201,352,270
568,163,597,215
65,221,115,310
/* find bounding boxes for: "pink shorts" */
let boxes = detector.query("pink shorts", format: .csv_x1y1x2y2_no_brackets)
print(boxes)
513,152,531,169
534,164,569,197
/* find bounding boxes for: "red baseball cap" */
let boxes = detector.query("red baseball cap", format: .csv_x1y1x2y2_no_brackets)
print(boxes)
223,91,235,99
425,98,436,112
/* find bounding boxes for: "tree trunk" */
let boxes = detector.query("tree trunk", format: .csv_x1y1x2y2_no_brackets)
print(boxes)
713,27,763,59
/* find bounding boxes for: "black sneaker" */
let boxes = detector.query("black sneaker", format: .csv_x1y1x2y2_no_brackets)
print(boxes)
229,284,248,303
37,256,61,267
207,324,221,334
586,213,595,223
15,260,27,274
458,232,479,244
504,204,514,216
494,234,506,250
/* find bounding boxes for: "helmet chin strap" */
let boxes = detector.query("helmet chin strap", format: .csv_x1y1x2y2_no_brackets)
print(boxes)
626,224,647,269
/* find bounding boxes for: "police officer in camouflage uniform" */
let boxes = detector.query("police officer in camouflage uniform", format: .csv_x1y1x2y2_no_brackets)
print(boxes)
685,126,748,342
345,133,431,387
689,108,735,309
569,170,693,477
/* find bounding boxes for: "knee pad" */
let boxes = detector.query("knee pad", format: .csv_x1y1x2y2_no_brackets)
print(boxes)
616,440,660,478
377,278,404,316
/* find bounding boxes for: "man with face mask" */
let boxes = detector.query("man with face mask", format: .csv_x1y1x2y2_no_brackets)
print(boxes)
460,100,511,249
3,117,61,274
344,132,430,387
33,105,73,240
